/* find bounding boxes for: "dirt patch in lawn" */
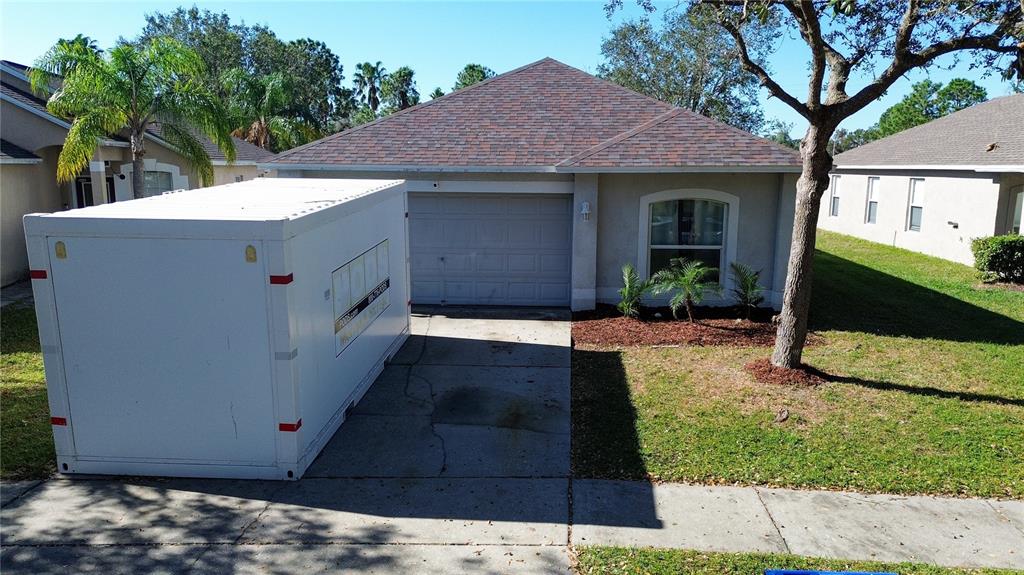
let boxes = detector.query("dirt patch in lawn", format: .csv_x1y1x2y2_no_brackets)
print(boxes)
572,305,796,347
744,358,829,387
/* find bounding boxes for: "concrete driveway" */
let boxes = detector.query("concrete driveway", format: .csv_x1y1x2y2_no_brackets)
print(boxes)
1,308,574,574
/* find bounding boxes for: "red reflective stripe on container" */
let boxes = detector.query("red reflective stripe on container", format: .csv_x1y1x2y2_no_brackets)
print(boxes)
279,419,302,432
269,273,293,285
50,417,67,426
30,270,48,279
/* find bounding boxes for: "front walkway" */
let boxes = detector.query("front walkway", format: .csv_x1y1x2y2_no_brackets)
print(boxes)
2,308,1022,572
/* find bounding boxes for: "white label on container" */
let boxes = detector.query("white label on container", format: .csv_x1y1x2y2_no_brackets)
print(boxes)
332,239,390,356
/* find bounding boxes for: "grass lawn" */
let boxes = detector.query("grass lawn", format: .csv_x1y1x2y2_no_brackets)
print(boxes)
1,304,54,479
575,547,1024,575
573,230,1024,497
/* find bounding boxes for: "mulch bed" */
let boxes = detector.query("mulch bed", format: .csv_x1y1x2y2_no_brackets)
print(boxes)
572,305,780,347
743,358,829,387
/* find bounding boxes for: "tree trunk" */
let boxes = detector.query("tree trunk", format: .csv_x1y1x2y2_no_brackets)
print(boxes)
130,131,146,200
685,297,696,323
770,124,835,368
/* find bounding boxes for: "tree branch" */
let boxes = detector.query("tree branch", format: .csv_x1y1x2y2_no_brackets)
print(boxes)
720,18,810,119
838,32,1018,119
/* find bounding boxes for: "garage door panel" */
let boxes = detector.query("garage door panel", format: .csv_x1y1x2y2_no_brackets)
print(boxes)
508,254,538,273
540,221,572,246
476,253,506,272
540,196,572,215
540,254,571,274
477,222,509,246
409,192,572,306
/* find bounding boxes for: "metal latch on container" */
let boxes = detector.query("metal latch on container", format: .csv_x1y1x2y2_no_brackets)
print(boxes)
55,241,67,259
245,245,257,263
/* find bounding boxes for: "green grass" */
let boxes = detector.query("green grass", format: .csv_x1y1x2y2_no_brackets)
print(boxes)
1,304,55,479
573,231,1024,497
576,547,1024,575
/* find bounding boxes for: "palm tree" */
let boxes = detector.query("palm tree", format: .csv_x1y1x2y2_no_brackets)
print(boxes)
381,66,419,112
222,69,302,151
30,37,234,199
650,258,722,322
353,61,386,114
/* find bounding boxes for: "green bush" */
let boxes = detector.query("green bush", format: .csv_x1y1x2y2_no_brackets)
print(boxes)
617,263,651,318
729,262,765,319
971,235,1024,283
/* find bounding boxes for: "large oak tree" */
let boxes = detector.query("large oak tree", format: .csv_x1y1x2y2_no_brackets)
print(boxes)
610,0,1023,368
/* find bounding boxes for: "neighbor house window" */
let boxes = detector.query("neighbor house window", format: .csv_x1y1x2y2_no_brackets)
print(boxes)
1012,187,1023,234
865,177,879,224
648,198,726,282
829,175,840,217
144,170,174,196
907,178,924,232
235,175,245,183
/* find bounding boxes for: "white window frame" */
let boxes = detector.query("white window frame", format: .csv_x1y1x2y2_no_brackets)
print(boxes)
637,188,739,294
864,177,879,224
907,178,924,232
829,175,840,217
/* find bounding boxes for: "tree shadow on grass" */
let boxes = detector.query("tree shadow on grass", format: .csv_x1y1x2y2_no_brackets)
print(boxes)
806,366,1024,407
809,250,1024,345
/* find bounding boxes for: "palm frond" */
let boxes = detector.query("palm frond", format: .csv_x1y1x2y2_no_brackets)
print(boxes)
157,122,214,187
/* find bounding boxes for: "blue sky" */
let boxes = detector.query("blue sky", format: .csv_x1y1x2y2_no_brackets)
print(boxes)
1,0,1016,137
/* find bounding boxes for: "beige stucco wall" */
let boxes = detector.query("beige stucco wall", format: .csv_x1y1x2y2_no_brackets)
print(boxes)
819,170,1005,265
212,164,271,186
1,150,65,285
596,172,796,307
278,168,797,309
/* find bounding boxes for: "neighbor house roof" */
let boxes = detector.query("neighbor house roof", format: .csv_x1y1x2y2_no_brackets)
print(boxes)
834,94,1024,171
1,139,42,163
267,58,800,173
146,123,274,164
2,61,273,165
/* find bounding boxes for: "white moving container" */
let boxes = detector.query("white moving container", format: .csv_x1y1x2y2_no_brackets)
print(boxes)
24,179,409,480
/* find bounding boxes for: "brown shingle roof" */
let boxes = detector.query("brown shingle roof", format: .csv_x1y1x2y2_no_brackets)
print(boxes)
835,94,1024,168
270,58,796,171
559,108,799,169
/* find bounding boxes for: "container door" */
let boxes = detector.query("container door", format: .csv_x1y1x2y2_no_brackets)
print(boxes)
47,236,277,464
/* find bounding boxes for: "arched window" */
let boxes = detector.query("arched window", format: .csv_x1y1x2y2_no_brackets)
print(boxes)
638,189,739,286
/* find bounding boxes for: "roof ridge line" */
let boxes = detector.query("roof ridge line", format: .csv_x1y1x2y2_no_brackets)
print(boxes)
540,58,678,112
558,108,684,167
272,58,557,162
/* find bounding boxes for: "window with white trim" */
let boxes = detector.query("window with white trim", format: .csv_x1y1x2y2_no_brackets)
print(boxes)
648,198,726,282
865,177,879,224
143,170,173,196
907,178,924,232
829,175,840,217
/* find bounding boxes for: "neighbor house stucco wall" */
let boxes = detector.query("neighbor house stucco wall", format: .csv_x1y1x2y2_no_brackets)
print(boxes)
212,164,271,186
819,170,1005,265
1,149,65,285
595,172,796,308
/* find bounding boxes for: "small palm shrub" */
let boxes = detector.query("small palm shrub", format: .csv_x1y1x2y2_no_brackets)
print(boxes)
650,258,722,322
617,263,651,318
730,262,765,319
972,235,1024,283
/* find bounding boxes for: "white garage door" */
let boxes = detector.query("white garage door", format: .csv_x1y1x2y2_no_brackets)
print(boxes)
409,193,572,306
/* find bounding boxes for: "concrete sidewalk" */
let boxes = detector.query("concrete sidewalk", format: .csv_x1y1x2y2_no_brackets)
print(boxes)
573,480,1024,570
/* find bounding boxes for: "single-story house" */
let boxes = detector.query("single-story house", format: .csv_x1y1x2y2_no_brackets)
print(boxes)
819,94,1023,265
1,59,274,285
263,58,801,311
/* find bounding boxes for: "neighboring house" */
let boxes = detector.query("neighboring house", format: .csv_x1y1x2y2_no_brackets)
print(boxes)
263,58,801,311
0,59,274,285
820,94,1023,265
